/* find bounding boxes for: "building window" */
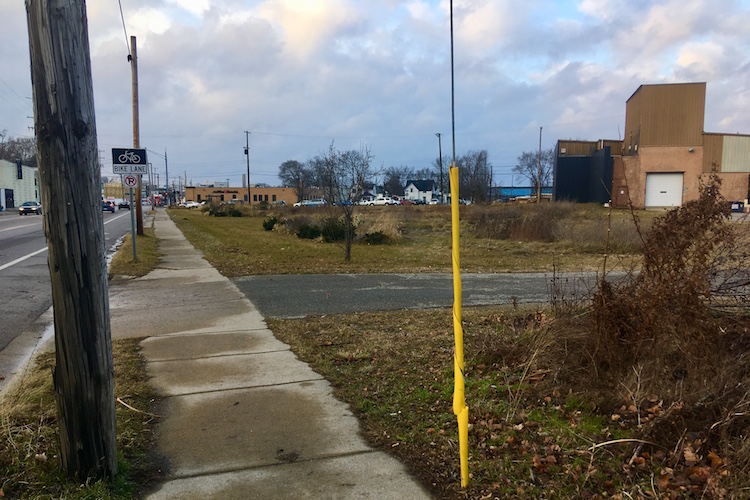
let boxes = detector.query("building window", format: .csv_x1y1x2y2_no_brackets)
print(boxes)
264,195,268,202
197,194,201,201
244,194,248,201
232,194,237,199
253,194,258,201
220,195,224,201
16,161,22,180
272,195,277,202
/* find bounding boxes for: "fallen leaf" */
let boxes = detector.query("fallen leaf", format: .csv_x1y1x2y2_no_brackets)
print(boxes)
687,466,710,483
657,474,670,490
683,447,699,464
707,451,722,469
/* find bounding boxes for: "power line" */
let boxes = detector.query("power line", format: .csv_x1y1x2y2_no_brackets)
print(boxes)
117,0,131,58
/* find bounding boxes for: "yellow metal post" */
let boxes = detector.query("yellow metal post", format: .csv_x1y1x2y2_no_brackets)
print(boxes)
449,164,469,487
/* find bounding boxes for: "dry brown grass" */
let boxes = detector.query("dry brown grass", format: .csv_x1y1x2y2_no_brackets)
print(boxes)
0,340,163,498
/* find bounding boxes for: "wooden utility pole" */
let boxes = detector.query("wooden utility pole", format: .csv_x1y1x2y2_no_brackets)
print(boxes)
26,0,117,480
130,36,143,234
244,131,251,204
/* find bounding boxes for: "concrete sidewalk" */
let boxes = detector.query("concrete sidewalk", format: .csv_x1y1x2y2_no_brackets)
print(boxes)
109,209,431,499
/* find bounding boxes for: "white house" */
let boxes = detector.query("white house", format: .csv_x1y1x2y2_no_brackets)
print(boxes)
404,180,437,203
0,159,40,211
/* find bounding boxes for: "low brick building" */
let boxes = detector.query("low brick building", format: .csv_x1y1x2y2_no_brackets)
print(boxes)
184,186,296,206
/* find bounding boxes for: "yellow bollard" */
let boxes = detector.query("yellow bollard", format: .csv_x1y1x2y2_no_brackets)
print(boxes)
449,165,469,487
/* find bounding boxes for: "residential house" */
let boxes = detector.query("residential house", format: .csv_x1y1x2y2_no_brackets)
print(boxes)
404,180,437,203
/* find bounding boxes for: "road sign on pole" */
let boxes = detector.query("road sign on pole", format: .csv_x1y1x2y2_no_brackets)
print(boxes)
122,174,138,187
112,148,148,174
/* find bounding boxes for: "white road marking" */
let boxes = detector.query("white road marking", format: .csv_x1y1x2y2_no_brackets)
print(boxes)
0,222,41,232
0,212,133,272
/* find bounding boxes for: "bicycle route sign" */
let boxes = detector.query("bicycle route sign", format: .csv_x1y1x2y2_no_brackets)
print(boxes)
112,148,148,174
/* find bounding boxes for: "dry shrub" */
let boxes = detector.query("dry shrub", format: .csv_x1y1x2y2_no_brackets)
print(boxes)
469,202,576,242
561,217,644,254
498,176,750,496
354,210,402,242
592,175,732,367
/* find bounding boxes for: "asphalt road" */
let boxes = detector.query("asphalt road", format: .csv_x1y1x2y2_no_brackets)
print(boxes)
0,207,140,353
232,272,600,318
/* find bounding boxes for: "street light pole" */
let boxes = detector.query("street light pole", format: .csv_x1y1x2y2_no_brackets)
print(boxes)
436,132,443,203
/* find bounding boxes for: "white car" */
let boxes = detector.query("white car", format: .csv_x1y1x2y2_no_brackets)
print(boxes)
184,201,201,208
369,197,399,206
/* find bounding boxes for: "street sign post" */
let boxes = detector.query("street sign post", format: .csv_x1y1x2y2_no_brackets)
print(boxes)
113,148,147,259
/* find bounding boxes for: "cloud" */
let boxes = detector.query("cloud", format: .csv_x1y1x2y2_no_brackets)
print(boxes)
3,0,750,185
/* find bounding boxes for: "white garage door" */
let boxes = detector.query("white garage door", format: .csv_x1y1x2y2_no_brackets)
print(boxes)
645,173,683,208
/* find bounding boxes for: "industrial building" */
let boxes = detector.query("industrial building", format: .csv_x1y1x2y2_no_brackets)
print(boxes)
0,159,40,211
554,82,750,209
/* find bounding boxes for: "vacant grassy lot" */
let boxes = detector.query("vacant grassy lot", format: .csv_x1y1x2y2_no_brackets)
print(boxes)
269,305,748,499
169,202,650,276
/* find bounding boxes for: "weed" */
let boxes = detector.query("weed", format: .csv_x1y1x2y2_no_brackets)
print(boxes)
262,215,277,231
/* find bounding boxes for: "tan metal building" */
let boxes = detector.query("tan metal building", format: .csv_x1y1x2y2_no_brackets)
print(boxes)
559,82,750,209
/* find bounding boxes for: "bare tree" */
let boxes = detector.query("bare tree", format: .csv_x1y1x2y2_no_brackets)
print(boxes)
321,142,374,262
455,150,491,202
383,165,413,197
278,160,313,202
513,147,555,196
27,0,117,480
0,136,37,166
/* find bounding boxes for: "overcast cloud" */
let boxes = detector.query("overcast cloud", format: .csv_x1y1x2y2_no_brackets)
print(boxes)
2,0,749,188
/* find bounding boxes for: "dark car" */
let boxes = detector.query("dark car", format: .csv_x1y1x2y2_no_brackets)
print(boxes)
18,201,42,215
118,199,130,210
102,201,116,213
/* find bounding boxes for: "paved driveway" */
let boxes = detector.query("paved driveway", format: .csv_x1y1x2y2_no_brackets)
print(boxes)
232,272,600,318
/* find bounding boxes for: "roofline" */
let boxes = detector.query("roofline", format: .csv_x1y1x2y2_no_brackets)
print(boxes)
626,81,707,103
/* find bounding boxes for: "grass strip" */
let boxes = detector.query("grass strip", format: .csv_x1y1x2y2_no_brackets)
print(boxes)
109,227,160,278
0,339,163,498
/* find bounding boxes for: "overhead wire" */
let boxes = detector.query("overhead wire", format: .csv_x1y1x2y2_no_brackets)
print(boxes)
117,0,131,58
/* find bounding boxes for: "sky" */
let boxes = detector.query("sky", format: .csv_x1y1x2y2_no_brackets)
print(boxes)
2,0,750,189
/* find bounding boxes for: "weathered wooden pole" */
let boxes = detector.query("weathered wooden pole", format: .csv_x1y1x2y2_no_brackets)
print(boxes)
131,35,144,235
26,0,117,481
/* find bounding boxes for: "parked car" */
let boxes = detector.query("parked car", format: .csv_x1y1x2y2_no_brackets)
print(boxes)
400,199,415,206
183,201,201,208
102,200,115,213
293,199,326,207
18,201,42,215
364,197,399,206
118,199,130,210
